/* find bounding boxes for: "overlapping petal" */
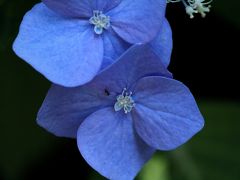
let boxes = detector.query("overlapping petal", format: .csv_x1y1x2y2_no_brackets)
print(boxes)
37,84,114,138
77,107,155,180
36,44,172,138
101,28,130,70
42,0,122,18
132,76,204,150
101,20,173,71
149,18,173,67
108,0,166,43
95,45,172,92
13,3,103,87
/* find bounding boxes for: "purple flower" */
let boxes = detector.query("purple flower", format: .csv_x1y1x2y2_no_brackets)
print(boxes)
37,45,204,180
13,0,168,87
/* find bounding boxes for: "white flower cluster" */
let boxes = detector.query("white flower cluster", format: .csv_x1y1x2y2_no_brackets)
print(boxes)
167,0,212,19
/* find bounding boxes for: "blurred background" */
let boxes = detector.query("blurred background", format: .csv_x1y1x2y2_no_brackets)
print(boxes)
1,0,240,180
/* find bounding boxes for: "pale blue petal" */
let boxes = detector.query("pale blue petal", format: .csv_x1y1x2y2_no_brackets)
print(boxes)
132,76,204,150
43,0,122,18
77,107,155,180
108,0,166,43
37,84,114,138
149,18,173,68
13,3,103,87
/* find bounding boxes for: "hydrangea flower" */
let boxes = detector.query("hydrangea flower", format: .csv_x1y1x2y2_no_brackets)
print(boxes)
37,45,204,180
13,0,168,87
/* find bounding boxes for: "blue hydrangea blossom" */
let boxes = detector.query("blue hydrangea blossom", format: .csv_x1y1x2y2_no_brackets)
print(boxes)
37,45,204,180
13,0,168,87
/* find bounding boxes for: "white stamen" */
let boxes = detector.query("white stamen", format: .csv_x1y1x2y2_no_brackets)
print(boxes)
89,10,110,35
167,0,212,19
114,88,135,114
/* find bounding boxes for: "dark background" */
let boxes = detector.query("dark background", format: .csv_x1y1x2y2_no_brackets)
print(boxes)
1,0,240,180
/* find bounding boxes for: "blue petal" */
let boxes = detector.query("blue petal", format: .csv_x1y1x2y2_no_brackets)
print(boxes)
13,3,103,87
108,0,166,43
149,18,173,68
101,28,130,70
95,45,172,93
37,84,114,138
132,76,204,150
43,0,122,18
77,107,155,180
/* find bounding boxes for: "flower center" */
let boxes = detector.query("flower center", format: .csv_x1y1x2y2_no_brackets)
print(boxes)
114,88,135,114
89,10,110,35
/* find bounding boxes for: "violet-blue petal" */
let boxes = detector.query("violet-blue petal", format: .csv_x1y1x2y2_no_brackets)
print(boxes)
132,76,204,150
101,28,130,70
37,84,114,138
77,107,155,180
95,45,172,93
13,3,103,87
149,18,173,68
108,0,166,43
43,0,122,18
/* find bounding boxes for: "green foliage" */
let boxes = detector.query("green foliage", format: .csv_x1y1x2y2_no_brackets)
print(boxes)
138,101,240,180
213,0,240,28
